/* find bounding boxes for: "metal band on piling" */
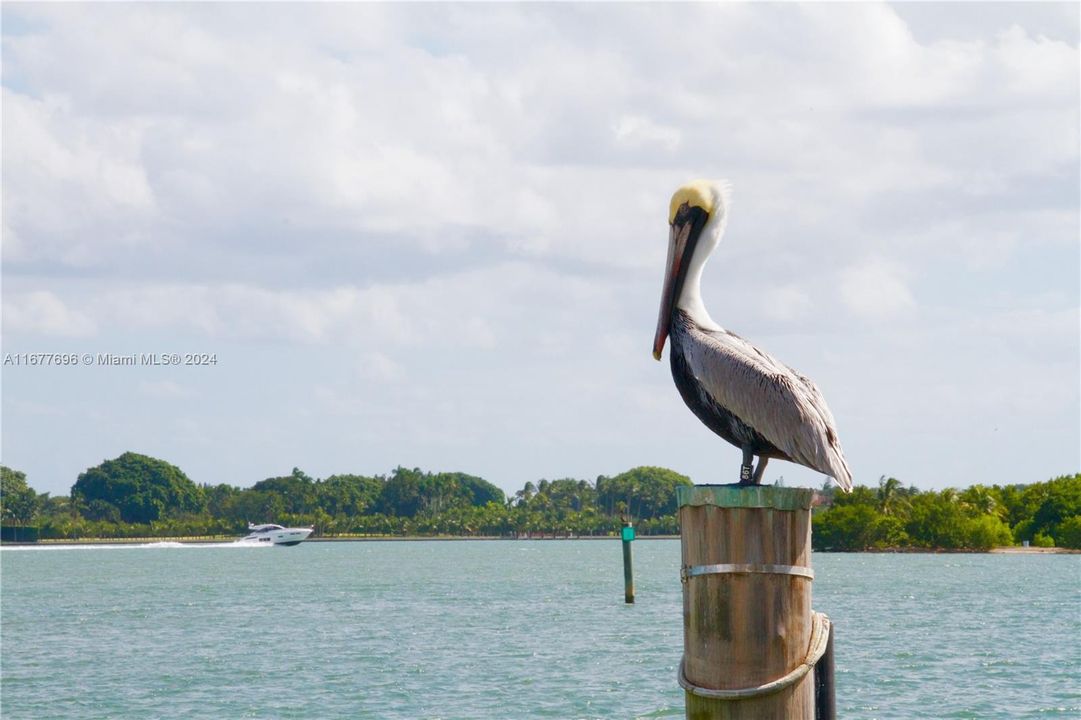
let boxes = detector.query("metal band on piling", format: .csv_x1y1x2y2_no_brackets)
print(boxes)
681,563,814,583
678,612,832,700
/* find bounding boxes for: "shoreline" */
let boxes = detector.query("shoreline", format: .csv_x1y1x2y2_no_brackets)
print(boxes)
3,536,1078,553
811,546,1079,555
3,534,678,546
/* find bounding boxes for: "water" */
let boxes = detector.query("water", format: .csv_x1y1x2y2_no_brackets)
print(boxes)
2,541,1078,719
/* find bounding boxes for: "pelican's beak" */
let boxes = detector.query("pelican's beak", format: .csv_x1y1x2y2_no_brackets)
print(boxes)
652,223,684,360
653,207,707,360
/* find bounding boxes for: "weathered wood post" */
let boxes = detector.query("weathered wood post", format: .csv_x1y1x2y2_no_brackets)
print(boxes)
677,485,831,719
814,620,836,719
622,520,636,604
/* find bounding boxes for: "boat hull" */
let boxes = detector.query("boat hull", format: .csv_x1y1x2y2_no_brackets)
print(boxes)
241,527,313,546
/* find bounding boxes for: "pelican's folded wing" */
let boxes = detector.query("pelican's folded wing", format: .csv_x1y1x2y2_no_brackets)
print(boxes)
683,325,852,490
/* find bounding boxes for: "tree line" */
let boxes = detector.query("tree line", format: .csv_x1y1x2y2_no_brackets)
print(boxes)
1,453,1078,548
0,453,692,540
812,474,1081,551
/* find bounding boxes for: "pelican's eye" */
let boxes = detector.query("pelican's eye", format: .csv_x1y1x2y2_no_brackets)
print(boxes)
671,203,709,236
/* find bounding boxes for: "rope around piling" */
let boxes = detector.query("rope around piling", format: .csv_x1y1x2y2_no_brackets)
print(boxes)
678,612,831,700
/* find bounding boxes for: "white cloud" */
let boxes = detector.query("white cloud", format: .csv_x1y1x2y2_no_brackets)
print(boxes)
2,90,156,266
613,115,681,152
138,380,190,399
356,353,406,383
839,259,916,320
3,3,1075,278
762,285,814,323
994,25,1080,98
2,290,97,337
1,3,1077,495
3,260,623,357
973,307,1081,363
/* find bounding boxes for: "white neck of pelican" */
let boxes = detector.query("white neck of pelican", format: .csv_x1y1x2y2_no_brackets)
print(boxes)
675,210,726,332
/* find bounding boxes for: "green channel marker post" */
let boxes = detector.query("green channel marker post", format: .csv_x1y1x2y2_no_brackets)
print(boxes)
622,520,635,603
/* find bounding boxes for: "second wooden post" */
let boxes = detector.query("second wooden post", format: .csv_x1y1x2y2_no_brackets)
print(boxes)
677,485,829,720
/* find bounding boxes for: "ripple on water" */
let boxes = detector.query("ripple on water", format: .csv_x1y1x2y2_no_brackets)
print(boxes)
2,543,1079,719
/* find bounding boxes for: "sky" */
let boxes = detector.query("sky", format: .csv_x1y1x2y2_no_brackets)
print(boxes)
2,2,1078,499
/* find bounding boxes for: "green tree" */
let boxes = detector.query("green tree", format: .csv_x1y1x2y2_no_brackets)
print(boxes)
455,473,505,507
833,484,878,509
204,483,241,517
997,483,1040,530
1,466,40,525
961,514,1013,550
904,491,967,549
317,474,385,517
813,505,906,550
376,467,502,517
1031,474,1081,539
513,481,536,506
82,499,122,523
18,457,1075,544
1009,474,1081,544
72,452,206,524
815,478,1021,551
1055,515,1081,549
220,490,286,525
523,478,596,518
250,468,317,514
959,485,1002,519
877,476,907,516
1032,532,1055,548
596,466,691,519
376,467,432,517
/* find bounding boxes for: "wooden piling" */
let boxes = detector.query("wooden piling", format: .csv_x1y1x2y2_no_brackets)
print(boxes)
814,620,836,720
677,485,828,720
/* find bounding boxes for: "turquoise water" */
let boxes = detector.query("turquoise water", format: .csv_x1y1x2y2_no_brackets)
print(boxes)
2,540,1078,719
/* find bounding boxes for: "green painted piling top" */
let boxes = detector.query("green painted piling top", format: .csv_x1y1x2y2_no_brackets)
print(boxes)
677,484,816,510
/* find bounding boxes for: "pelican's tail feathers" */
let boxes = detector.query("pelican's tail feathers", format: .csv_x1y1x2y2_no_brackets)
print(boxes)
826,447,853,493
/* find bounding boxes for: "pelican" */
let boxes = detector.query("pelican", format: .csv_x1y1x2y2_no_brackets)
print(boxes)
652,180,853,491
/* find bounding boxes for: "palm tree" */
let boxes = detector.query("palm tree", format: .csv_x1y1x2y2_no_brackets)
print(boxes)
514,481,535,506
877,476,905,516
961,485,1002,518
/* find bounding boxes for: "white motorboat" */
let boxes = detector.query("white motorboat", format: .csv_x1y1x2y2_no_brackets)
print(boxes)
241,523,313,546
